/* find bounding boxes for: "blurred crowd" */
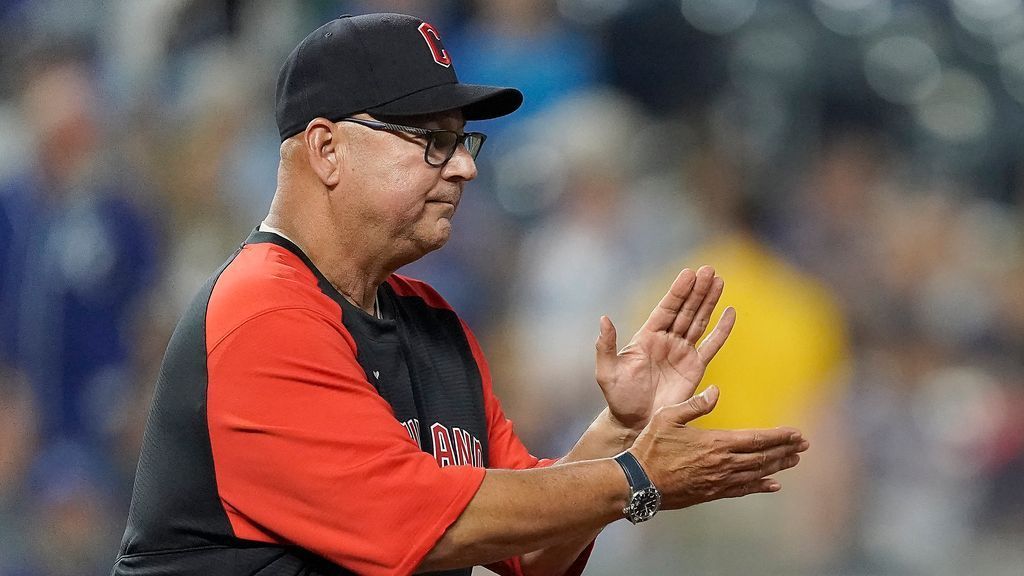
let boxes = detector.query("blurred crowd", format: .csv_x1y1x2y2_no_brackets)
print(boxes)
1,1,1022,575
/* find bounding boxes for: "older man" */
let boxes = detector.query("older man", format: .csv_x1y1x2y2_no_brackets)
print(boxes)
112,13,807,576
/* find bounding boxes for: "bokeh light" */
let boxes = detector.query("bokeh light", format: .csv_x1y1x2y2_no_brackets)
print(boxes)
864,35,942,104
679,0,759,35
914,68,994,142
813,0,892,36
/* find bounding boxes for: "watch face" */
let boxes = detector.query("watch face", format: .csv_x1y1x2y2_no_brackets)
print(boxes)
626,486,662,523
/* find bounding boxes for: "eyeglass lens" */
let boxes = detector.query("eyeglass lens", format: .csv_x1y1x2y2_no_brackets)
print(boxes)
426,132,484,166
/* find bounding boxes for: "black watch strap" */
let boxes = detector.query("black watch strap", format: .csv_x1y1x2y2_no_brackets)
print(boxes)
614,451,653,491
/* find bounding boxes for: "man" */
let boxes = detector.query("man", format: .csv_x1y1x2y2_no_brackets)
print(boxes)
112,13,807,576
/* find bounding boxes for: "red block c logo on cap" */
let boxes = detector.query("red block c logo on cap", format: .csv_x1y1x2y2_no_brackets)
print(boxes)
418,22,451,68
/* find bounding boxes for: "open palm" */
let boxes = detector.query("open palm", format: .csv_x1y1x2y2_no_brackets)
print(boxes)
595,266,735,431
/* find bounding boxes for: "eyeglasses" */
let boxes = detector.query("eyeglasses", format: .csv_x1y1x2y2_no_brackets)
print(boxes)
339,117,487,167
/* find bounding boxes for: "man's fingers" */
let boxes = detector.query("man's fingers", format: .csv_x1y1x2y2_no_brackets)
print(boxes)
720,478,781,499
682,275,724,343
660,385,719,424
594,315,618,384
696,306,736,363
728,454,802,486
669,266,715,337
726,426,803,453
731,441,809,472
641,269,696,333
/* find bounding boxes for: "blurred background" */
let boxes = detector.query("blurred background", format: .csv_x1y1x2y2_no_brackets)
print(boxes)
0,0,1022,574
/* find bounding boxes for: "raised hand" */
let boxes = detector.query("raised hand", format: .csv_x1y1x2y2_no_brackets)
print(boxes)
595,266,734,432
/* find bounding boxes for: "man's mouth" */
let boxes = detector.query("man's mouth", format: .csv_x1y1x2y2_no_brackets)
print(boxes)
428,198,458,208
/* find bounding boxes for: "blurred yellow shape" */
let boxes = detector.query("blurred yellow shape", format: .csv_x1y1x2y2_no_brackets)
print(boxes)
638,233,849,430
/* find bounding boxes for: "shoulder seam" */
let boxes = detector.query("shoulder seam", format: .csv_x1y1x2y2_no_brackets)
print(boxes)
207,305,345,356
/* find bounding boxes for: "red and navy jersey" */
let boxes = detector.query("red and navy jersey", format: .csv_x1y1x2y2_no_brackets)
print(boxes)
112,230,587,576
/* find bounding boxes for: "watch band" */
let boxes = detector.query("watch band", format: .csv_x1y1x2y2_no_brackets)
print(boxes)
614,450,661,524
614,451,653,492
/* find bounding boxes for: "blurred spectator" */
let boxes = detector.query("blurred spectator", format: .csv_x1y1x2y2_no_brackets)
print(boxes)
25,439,120,576
629,142,855,574
979,363,1024,537
152,45,262,314
447,0,599,135
662,145,850,429
0,47,158,445
0,366,37,575
501,90,655,454
776,121,1022,574
849,340,1002,574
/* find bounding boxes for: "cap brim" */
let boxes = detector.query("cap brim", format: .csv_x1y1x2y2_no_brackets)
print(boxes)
366,83,523,121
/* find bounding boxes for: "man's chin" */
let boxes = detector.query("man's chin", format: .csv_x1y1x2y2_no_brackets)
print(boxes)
399,228,451,265
426,230,451,253
429,218,453,245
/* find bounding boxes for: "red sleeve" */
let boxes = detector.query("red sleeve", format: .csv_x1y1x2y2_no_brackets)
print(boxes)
206,306,486,576
461,320,594,576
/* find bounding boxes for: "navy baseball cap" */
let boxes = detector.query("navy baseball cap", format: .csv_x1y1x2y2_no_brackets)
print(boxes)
275,13,523,141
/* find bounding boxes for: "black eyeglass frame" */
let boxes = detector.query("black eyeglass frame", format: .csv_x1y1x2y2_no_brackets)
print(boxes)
339,117,487,167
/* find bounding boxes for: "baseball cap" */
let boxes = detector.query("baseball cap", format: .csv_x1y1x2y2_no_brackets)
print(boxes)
275,13,524,141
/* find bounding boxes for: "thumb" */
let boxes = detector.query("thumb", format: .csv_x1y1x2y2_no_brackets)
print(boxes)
594,315,618,385
664,385,720,425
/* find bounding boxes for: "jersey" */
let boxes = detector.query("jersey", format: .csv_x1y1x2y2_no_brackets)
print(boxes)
111,229,591,576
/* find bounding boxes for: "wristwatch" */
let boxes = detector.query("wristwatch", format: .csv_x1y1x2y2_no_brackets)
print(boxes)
614,451,662,524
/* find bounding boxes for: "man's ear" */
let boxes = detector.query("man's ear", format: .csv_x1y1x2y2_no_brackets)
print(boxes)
302,118,342,188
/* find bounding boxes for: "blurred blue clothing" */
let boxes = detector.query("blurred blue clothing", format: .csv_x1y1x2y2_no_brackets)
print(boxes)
0,170,157,443
0,0,28,20
446,22,598,135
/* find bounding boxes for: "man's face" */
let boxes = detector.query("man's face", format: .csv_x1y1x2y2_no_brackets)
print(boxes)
335,109,477,265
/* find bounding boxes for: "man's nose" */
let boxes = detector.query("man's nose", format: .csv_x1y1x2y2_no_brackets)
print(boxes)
441,144,478,182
